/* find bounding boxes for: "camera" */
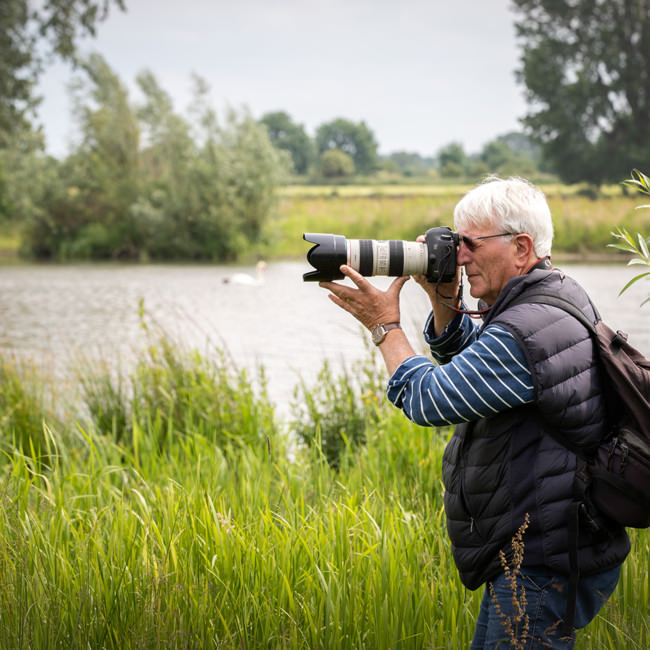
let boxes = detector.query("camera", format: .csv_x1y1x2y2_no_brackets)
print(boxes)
302,226,459,283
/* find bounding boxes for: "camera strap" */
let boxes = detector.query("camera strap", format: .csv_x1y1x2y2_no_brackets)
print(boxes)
437,256,554,318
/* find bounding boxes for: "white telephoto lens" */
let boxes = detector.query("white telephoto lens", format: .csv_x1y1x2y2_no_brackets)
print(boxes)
346,239,428,276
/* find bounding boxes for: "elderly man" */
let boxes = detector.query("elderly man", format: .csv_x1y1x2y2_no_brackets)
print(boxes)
319,176,629,649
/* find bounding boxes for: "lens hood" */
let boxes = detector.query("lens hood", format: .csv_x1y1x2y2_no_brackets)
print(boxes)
302,233,348,281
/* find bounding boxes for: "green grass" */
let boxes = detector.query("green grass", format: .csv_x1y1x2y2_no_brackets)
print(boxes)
265,185,650,260
0,332,648,649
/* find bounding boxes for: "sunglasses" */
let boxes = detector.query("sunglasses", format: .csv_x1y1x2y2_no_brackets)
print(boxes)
460,232,518,252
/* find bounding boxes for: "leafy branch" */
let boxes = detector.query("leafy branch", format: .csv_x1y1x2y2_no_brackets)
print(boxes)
610,170,650,306
622,168,650,207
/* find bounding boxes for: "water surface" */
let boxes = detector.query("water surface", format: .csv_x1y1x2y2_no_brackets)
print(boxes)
1,261,648,412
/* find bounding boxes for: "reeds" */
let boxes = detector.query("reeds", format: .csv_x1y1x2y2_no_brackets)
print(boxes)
0,333,647,649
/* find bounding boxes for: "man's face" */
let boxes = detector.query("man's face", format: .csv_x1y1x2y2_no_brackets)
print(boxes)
456,225,519,305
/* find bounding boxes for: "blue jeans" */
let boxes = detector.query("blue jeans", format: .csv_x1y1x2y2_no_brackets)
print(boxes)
470,566,621,649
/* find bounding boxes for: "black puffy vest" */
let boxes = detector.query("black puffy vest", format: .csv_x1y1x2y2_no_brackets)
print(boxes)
442,269,630,590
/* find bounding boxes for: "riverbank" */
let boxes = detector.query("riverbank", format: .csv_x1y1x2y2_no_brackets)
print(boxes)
1,184,648,263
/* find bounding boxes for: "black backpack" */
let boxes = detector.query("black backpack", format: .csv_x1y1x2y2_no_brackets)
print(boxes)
520,291,650,528
517,291,650,635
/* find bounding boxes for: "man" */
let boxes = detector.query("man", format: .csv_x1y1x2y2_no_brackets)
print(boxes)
319,176,629,648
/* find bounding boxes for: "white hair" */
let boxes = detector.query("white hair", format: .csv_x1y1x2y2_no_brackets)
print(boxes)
453,176,554,257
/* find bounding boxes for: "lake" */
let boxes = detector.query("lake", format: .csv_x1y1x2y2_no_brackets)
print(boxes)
0,261,648,416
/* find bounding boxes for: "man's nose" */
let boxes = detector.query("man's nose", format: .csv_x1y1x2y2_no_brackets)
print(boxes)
456,242,471,265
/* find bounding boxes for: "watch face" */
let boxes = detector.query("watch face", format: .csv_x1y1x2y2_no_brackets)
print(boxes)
371,325,386,344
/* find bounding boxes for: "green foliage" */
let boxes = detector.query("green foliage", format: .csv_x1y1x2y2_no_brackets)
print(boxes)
259,110,315,174
18,57,290,261
609,169,650,306
610,228,650,305
78,324,281,456
622,168,650,205
436,141,467,177
132,74,289,261
0,342,647,648
131,342,278,455
0,0,125,143
513,0,650,185
319,148,355,179
479,140,534,176
21,54,140,258
0,355,59,464
384,150,437,177
0,1,34,143
315,118,379,174
290,349,387,469
435,134,544,180
0,127,57,227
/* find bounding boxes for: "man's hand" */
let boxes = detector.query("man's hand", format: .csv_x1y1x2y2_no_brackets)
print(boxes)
412,233,462,309
411,233,463,337
412,266,462,309
318,265,410,330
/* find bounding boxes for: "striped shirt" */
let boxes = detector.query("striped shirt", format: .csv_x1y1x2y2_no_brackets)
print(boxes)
386,310,534,426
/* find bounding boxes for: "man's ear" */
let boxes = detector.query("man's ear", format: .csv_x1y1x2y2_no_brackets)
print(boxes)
514,233,535,267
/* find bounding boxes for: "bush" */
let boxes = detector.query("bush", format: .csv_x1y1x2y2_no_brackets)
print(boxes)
320,148,355,178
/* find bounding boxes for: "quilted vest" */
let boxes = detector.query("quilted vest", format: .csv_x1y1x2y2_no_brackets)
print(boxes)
442,269,630,590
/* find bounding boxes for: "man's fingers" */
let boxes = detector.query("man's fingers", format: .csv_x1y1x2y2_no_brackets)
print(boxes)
339,264,370,289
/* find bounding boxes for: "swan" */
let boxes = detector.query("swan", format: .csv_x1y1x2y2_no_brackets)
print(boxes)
222,260,267,286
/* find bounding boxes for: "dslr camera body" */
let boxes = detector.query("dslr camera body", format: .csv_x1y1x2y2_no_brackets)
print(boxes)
303,226,459,283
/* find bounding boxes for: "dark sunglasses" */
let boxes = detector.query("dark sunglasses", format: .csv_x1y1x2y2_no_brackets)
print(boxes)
460,232,518,252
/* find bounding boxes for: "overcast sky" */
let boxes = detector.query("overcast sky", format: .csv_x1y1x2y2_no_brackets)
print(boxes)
36,0,527,158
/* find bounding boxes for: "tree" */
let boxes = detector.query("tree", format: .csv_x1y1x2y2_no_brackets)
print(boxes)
385,151,436,177
23,53,140,259
132,70,197,258
0,126,59,226
477,133,540,176
495,132,541,162
315,118,378,174
0,0,125,144
132,74,290,261
436,141,467,177
513,0,650,185
320,149,355,178
259,111,314,174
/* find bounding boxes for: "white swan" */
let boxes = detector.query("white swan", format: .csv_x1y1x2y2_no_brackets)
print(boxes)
222,260,267,286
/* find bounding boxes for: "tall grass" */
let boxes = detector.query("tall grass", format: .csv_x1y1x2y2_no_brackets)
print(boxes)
0,354,62,467
0,333,648,649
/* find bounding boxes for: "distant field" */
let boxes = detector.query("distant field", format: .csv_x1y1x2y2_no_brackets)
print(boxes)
277,182,629,198
268,185,650,260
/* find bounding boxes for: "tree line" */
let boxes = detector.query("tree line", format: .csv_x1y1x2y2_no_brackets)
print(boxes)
0,0,648,261
259,111,546,181
2,0,648,187
1,55,289,261
0,51,548,262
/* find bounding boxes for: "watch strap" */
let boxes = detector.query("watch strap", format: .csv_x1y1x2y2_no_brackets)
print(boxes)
372,322,401,345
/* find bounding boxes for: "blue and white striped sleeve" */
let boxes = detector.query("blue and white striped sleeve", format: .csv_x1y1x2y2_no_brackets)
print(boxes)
423,310,478,363
386,322,534,427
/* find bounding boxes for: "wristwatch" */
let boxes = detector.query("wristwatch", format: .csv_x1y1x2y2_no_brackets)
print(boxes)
371,322,401,346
